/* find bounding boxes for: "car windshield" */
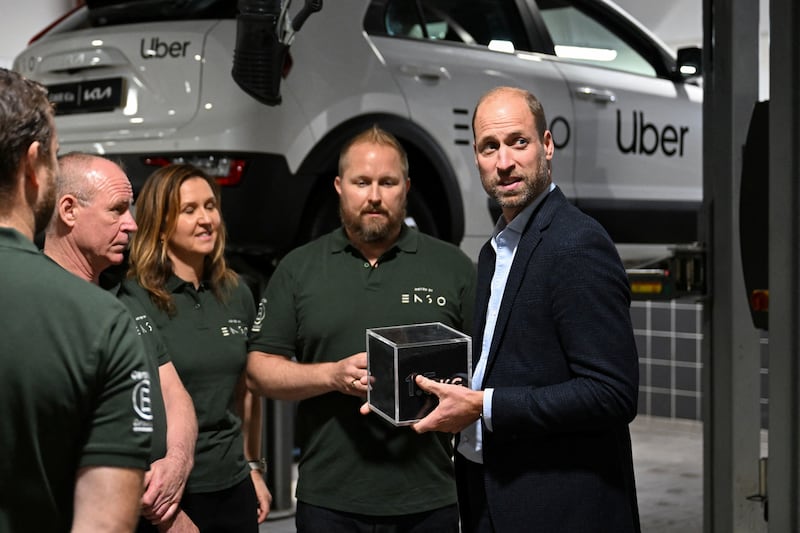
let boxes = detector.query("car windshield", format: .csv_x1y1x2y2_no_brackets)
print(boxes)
85,0,236,25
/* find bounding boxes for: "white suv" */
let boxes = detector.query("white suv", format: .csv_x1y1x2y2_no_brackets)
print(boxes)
14,0,702,283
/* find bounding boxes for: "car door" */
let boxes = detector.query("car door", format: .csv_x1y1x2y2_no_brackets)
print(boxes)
366,0,576,258
530,0,703,243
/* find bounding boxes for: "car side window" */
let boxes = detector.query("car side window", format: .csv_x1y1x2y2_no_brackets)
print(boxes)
537,0,657,77
384,0,530,52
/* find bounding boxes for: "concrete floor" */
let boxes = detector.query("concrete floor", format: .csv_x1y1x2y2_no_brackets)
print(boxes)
631,415,703,532
261,415,710,532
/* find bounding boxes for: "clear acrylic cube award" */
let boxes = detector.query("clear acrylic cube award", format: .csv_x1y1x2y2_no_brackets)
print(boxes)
366,322,472,426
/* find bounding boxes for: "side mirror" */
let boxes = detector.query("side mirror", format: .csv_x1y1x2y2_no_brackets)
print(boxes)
675,46,702,79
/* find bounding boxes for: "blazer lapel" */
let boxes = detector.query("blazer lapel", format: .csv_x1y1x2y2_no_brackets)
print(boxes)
473,240,495,371
482,187,566,379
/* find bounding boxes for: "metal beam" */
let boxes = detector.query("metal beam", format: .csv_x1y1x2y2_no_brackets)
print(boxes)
702,0,764,531
767,0,800,529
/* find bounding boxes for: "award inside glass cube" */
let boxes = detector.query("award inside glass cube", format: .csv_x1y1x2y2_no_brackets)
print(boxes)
366,322,472,426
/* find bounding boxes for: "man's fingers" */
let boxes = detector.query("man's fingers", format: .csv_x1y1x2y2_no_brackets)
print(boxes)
411,410,437,434
346,351,368,370
141,485,158,506
414,374,441,395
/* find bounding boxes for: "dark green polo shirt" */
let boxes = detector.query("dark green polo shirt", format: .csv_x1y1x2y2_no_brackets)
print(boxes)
249,225,476,515
0,228,151,532
119,275,255,494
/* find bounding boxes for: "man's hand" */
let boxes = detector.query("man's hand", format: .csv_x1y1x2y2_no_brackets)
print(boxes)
141,453,191,524
251,470,273,523
411,375,484,434
332,352,369,397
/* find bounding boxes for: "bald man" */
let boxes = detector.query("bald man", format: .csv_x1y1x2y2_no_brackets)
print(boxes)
45,153,199,533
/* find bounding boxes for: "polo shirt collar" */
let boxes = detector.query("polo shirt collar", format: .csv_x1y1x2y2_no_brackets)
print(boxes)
394,224,419,253
331,224,419,255
165,273,211,293
0,227,40,253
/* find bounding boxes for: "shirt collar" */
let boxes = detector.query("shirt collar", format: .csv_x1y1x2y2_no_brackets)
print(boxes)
165,273,210,293
0,227,40,253
331,223,419,255
492,182,556,238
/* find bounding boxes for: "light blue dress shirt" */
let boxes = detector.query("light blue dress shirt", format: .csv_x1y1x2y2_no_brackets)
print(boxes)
457,183,555,464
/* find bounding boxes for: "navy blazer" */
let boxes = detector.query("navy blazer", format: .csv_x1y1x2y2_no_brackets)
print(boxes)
472,187,640,532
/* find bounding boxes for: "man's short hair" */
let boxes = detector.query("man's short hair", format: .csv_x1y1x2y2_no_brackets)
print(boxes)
338,124,409,178
472,86,548,141
0,69,55,197
54,153,126,206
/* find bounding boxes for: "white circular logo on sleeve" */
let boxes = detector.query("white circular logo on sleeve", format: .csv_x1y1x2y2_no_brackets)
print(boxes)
132,377,153,421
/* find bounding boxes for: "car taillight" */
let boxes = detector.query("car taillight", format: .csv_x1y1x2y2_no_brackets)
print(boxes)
143,156,246,186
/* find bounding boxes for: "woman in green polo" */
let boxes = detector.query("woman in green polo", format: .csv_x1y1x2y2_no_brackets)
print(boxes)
120,164,271,532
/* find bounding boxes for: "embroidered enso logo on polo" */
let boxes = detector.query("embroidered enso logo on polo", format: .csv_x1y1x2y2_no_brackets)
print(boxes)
401,286,447,307
221,318,249,337
133,314,155,336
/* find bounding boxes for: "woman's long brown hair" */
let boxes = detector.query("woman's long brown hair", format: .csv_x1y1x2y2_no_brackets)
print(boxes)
127,164,238,314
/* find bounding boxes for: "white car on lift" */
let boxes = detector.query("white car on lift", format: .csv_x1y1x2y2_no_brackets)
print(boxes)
14,0,702,284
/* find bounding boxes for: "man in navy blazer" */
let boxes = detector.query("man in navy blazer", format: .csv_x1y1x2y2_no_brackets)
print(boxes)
413,86,640,532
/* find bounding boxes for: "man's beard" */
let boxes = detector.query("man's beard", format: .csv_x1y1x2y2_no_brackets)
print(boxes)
489,149,550,210
33,181,56,235
340,201,406,244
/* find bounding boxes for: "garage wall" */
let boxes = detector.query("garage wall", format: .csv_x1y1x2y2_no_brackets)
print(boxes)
0,0,73,69
633,300,704,420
